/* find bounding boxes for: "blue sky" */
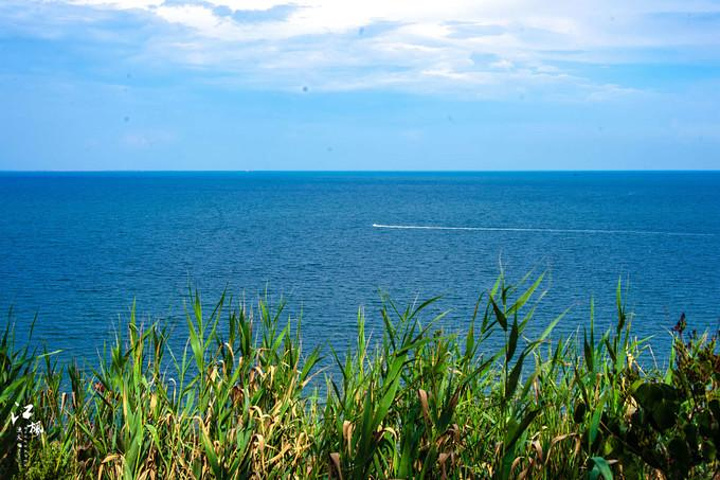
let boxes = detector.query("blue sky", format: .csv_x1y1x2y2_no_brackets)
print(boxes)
1,0,719,170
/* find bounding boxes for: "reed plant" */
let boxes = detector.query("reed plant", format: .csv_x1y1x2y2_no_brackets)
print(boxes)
1,273,718,479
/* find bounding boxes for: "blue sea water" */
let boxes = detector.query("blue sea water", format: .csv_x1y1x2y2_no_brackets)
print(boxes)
1,171,718,364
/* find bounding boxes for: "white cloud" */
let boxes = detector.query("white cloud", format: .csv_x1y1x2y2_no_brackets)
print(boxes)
490,59,514,70
121,130,176,148
15,0,720,97
67,0,164,9
202,0,291,11
155,4,218,30
153,4,244,39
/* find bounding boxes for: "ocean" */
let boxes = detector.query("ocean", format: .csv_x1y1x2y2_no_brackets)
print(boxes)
1,171,718,363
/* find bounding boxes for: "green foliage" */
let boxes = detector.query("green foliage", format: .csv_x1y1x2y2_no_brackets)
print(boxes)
0,317,41,478
1,274,718,479
600,327,720,479
23,441,73,480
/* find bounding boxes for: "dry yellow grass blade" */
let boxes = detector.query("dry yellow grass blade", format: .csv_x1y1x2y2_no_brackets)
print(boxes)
329,452,343,480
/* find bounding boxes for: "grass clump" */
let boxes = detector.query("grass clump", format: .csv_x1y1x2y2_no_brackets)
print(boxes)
1,273,718,479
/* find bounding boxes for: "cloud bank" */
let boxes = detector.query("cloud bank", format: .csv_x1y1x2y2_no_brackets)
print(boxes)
4,0,720,99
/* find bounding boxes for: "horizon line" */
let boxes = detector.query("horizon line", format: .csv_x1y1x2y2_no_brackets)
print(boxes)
2,169,720,174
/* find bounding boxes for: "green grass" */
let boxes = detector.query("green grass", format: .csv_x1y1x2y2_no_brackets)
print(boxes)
1,273,718,479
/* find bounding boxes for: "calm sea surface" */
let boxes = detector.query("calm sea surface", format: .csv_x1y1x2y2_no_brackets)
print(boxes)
1,171,718,363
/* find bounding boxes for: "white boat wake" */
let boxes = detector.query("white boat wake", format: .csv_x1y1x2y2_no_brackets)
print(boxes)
372,223,715,237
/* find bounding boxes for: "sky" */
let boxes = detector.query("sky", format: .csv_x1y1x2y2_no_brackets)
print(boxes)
1,0,719,170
